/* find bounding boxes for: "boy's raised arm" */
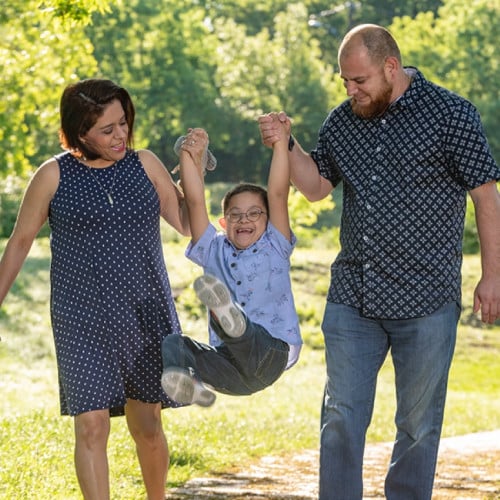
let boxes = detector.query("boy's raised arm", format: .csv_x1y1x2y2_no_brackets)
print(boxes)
267,122,292,242
178,129,211,244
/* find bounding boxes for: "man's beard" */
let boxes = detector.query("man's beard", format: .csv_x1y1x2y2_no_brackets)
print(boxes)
351,82,393,119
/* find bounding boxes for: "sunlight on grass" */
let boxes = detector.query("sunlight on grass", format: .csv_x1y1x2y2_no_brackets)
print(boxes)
1,239,499,498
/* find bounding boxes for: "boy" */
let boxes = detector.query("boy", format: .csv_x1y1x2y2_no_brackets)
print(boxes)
161,126,302,406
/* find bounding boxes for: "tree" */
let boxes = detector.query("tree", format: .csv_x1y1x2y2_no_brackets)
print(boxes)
0,0,113,177
305,0,444,68
87,0,221,172
390,0,499,161
201,3,339,182
87,1,338,184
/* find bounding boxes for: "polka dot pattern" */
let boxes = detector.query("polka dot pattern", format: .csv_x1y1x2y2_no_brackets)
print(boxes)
49,151,182,416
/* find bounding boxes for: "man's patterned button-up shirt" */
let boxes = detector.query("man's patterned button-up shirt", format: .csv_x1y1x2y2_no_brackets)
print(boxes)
310,68,500,319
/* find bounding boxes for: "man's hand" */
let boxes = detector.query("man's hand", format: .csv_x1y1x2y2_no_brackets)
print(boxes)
258,112,292,148
473,276,500,324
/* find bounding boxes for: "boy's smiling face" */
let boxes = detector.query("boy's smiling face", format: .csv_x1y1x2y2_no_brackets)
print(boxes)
220,191,268,250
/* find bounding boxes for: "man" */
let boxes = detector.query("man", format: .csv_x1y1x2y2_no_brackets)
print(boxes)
259,24,500,500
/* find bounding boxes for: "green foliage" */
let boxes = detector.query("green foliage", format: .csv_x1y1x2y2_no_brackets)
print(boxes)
303,0,444,69
40,0,113,23
0,176,24,238
0,0,115,177
1,0,497,183
87,0,222,171
463,195,479,254
209,2,338,177
288,187,336,246
85,1,338,183
390,0,500,161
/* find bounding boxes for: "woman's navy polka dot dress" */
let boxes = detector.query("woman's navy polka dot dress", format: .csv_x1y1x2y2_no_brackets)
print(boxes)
49,150,181,416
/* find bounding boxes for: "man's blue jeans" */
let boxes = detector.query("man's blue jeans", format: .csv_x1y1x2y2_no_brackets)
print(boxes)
161,313,289,395
319,301,459,500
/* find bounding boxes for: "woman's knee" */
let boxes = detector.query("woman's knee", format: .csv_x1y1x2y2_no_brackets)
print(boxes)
126,401,164,444
74,410,110,447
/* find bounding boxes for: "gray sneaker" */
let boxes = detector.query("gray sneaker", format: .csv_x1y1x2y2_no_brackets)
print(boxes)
173,135,217,175
194,274,246,338
161,367,216,407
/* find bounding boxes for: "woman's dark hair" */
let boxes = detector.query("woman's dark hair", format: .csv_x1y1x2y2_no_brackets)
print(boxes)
59,79,135,160
221,183,269,215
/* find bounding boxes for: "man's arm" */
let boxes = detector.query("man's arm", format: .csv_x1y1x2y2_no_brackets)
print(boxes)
288,135,334,201
178,129,211,244
470,180,500,324
258,112,333,201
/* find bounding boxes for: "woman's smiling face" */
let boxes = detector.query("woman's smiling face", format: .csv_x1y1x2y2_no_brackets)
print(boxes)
80,99,128,165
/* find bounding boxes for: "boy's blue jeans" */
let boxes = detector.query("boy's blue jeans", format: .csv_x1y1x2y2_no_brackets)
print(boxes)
161,313,289,395
319,301,459,500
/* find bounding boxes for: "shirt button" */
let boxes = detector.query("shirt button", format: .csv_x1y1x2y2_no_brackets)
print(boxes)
364,263,371,269
381,119,386,125
363,235,369,242
230,262,236,268
241,302,246,307
236,281,241,285
376,146,381,152
372,175,377,181
366,203,372,210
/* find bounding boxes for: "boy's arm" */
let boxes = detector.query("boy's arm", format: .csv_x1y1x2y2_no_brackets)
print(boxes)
267,124,292,242
178,129,211,244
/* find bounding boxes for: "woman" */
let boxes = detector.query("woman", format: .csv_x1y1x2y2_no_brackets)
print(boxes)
0,79,190,499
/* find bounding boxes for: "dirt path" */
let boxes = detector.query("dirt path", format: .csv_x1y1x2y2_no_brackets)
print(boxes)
168,430,500,499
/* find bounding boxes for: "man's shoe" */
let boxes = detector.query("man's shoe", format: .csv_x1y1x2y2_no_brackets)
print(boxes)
194,274,246,338
161,368,216,407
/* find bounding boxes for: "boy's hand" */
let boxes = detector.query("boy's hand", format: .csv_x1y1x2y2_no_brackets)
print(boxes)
173,128,212,176
258,112,292,147
273,118,290,146
181,128,209,167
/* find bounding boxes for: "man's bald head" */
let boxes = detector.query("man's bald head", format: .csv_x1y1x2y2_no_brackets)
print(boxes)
339,24,402,67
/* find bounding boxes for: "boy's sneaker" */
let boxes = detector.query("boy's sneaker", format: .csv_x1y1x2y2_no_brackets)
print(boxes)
194,274,246,338
161,367,216,407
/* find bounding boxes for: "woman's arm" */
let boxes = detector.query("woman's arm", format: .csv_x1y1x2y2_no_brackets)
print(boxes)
139,149,191,237
0,160,58,305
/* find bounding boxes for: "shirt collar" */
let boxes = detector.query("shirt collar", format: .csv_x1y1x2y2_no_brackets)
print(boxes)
390,66,424,111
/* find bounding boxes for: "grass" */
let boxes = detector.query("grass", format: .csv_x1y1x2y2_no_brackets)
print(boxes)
0,236,499,499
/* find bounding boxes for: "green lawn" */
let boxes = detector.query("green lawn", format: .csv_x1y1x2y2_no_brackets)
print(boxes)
0,237,499,499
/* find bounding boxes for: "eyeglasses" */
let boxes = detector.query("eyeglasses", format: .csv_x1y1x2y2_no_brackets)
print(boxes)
225,208,267,223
